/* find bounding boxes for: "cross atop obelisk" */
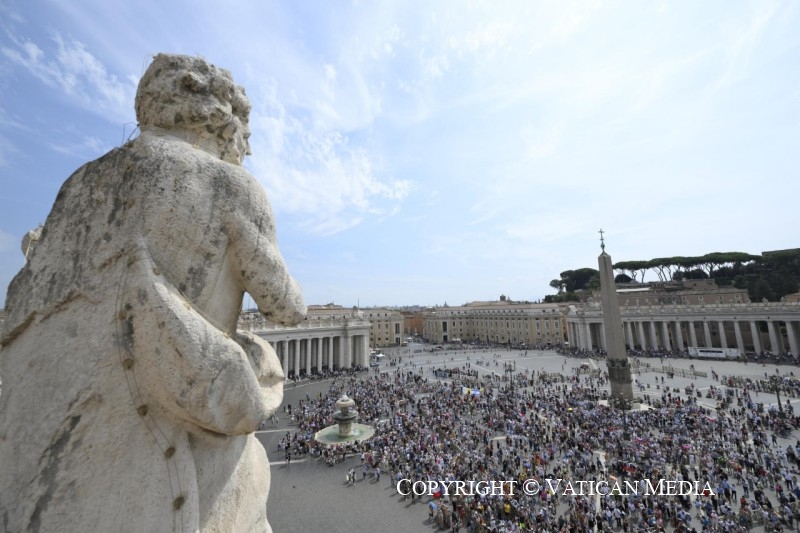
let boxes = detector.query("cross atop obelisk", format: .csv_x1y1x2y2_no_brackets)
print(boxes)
597,233,633,403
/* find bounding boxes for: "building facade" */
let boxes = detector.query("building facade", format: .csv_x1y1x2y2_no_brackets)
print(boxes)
360,307,405,347
566,282,800,356
400,309,425,338
423,299,567,345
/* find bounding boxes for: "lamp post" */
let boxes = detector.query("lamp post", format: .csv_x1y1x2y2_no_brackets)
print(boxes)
771,373,784,416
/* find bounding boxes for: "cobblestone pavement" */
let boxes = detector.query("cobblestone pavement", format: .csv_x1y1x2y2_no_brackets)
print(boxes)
259,346,799,532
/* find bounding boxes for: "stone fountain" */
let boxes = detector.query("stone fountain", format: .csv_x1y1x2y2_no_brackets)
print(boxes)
314,394,375,445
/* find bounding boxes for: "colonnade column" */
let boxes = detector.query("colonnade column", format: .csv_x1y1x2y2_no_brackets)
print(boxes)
786,322,800,357
661,322,672,351
360,335,370,367
674,321,684,351
332,336,340,369
647,322,656,349
582,323,592,349
749,321,762,354
310,337,318,371
637,322,647,349
734,322,745,356
688,321,698,348
718,321,728,349
767,321,781,354
341,334,352,369
280,340,288,375
293,340,300,377
702,322,712,348
351,335,359,367
624,321,634,349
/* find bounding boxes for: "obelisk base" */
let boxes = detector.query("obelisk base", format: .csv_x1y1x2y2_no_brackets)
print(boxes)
607,359,633,403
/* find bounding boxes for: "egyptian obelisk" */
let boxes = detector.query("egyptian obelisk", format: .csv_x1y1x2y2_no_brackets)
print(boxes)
598,230,633,403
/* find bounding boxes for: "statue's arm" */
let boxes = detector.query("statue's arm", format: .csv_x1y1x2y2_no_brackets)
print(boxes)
227,177,305,327
137,283,275,434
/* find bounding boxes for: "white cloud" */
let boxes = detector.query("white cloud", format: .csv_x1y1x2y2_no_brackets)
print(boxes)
48,134,109,160
1,0,798,307
2,33,135,123
248,81,412,236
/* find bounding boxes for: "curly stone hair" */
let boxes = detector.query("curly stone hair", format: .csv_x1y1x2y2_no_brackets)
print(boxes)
135,54,252,164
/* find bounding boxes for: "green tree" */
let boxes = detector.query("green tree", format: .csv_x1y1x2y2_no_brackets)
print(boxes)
559,268,599,292
549,279,565,294
613,260,649,282
683,268,708,280
751,278,774,302
553,249,799,303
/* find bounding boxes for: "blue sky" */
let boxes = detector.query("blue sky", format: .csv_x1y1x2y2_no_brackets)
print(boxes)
1,1,799,309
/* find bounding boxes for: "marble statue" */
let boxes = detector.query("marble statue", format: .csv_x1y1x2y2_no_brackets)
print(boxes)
0,53,305,532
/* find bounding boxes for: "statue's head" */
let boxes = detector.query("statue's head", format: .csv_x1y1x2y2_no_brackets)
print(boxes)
135,54,251,165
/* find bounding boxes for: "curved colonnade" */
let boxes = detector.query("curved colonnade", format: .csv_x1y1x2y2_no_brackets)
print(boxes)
240,318,371,377
567,301,800,355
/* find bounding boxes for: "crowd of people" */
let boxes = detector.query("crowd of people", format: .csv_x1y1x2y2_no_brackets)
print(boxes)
276,350,800,532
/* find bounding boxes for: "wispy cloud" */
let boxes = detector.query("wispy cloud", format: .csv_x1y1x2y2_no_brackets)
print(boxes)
715,3,781,91
248,80,412,235
0,229,15,252
1,0,798,307
48,134,109,160
2,33,135,123
0,107,26,167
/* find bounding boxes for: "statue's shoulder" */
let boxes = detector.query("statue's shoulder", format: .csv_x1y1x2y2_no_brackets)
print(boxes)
128,134,260,201
130,133,198,161
131,134,250,176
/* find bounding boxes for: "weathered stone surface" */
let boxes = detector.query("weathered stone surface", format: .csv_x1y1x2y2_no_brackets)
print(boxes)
0,53,305,532
599,250,633,402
